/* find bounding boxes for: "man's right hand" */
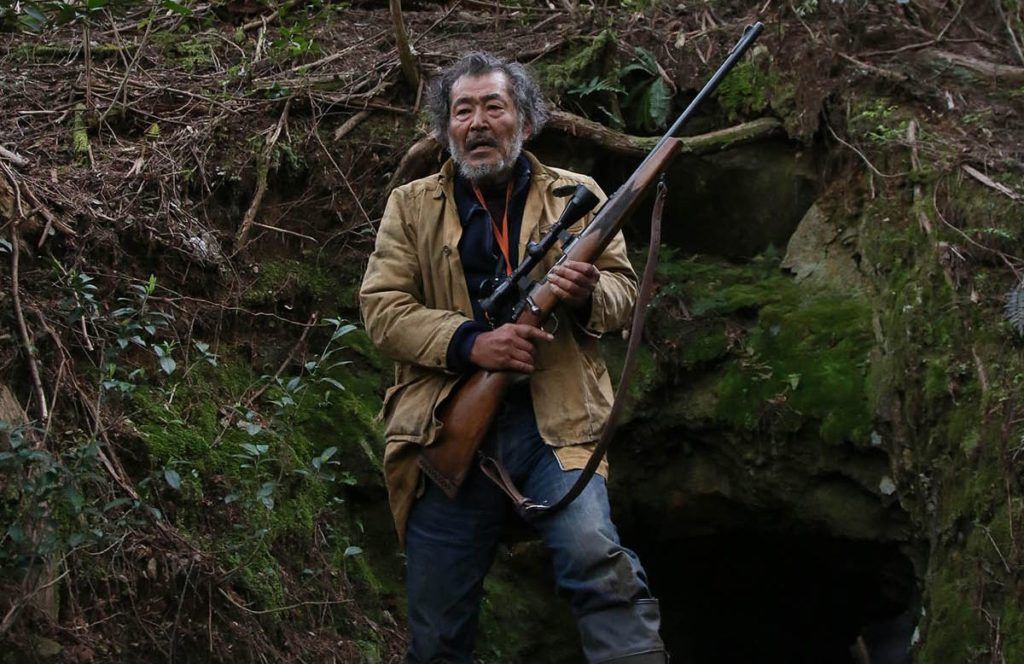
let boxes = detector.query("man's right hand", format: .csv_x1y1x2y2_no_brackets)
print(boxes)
469,324,554,373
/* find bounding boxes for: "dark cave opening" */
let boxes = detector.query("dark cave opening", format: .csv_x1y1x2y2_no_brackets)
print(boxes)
533,132,822,261
619,524,917,664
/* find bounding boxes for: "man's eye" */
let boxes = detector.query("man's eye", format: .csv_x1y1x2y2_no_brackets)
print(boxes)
454,108,471,118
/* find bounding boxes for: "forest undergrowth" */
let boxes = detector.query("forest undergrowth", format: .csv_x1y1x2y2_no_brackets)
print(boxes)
1,0,1023,661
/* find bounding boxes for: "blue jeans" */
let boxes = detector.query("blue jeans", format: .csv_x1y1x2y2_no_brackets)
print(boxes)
404,389,664,663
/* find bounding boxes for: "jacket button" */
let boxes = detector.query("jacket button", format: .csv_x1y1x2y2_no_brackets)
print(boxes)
442,245,451,256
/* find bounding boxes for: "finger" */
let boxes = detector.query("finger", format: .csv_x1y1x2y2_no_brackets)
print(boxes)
561,261,599,280
512,344,536,364
504,351,534,372
508,335,537,356
549,272,578,291
513,325,554,342
549,280,575,302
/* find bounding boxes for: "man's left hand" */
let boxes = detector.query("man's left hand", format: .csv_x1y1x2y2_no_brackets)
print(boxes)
548,260,600,309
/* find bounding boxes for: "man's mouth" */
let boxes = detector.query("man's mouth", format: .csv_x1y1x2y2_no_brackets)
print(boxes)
466,138,497,153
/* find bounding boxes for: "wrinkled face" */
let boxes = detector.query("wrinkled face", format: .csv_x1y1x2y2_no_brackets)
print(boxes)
447,71,531,184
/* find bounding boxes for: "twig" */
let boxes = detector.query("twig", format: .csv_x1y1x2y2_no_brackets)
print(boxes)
236,98,291,247
907,120,933,235
252,221,318,243
241,0,301,32
993,0,1024,67
243,312,318,408
0,567,70,638
279,31,388,76
972,345,989,398
932,181,1023,280
962,164,1022,202
310,110,374,230
837,52,908,83
824,120,905,179
333,110,371,142
391,0,421,91
9,224,49,422
984,526,1012,574
412,0,464,48
83,19,94,110
218,587,350,615
0,146,29,169
98,8,155,125
0,160,24,218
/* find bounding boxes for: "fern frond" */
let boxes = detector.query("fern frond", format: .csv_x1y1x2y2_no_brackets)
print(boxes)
1004,285,1024,335
568,76,624,98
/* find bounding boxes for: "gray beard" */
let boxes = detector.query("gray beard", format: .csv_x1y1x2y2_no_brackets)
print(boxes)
450,127,525,184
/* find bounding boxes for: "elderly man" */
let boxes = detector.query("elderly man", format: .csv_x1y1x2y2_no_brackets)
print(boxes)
360,52,666,663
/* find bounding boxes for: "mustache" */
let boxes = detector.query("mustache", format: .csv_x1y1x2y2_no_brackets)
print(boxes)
465,134,498,150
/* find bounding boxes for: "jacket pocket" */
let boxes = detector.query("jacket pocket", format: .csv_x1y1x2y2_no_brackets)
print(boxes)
381,373,450,442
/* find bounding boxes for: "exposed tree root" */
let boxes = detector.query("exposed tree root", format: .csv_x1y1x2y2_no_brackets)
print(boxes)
235,98,291,248
546,111,784,157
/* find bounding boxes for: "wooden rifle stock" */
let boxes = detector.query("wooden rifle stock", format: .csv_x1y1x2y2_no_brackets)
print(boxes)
419,140,683,498
418,21,766,498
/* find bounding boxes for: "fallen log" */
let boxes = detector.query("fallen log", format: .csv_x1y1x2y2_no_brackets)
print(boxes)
547,111,784,157
387,115,785,190
928,50,1024,84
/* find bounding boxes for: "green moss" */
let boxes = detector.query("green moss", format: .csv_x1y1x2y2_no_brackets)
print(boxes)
477,548,580,664
715,58,776,120
152,30,217,72
71,108,89,159
128,336,389,616
918,563,987,662
243,258,337,307
645,252,875,444
537,30,617,96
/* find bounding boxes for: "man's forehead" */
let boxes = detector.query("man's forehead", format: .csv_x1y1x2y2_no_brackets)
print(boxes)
449,71,512,104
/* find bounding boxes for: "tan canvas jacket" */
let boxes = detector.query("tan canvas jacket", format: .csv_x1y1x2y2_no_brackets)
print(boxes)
359,152,638,539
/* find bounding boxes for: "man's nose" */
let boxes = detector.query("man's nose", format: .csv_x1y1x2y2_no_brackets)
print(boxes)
470,106,489,129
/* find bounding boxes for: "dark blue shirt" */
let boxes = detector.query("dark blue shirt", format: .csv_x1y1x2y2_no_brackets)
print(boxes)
445,155,533,372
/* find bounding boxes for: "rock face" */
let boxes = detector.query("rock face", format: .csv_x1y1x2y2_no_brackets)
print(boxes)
587,154,926,660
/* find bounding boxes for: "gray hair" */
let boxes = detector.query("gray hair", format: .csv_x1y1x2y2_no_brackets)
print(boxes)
425,52,549,143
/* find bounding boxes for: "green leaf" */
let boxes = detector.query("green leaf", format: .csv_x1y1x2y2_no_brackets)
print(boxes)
257,481,275,509
103,497,133,512
239,442,263,456
159,355,177,375
164,468,182,490
63,485,85,510
331,323,357,341
343,546,363,557
242,421,262,436
162,0,192,15
320,377,347,391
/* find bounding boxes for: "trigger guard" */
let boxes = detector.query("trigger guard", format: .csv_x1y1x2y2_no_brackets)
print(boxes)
542,313,559,336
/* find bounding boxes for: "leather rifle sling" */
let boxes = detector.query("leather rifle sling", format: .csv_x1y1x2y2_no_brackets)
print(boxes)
479,178,668,517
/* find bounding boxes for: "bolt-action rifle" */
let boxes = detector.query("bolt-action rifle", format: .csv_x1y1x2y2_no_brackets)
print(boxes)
419,21,766,499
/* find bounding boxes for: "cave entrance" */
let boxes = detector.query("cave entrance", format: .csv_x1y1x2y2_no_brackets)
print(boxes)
532,132,822,260
623,526,917,663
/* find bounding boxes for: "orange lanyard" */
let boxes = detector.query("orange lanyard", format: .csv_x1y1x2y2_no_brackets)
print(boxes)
471,181,514,277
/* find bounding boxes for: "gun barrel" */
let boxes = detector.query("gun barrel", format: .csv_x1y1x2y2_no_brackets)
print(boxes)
641,21,765,172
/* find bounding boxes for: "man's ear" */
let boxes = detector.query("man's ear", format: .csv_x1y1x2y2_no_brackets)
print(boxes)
523,122,533,141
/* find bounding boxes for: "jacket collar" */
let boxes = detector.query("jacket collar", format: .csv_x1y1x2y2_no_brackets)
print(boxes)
434,151,562,271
